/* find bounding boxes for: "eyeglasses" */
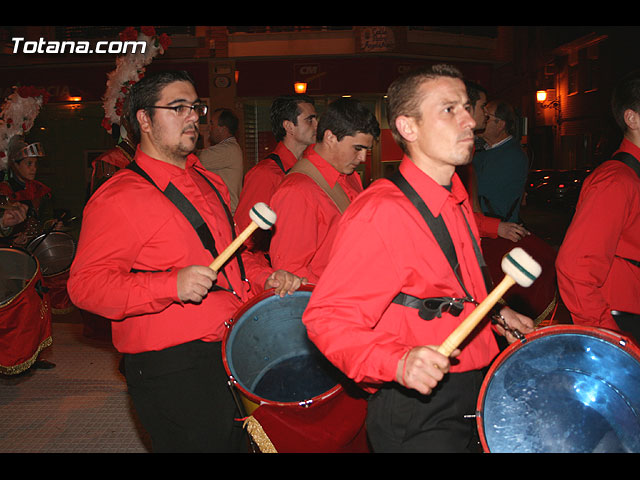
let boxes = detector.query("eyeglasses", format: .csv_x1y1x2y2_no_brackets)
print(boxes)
145,103,208,117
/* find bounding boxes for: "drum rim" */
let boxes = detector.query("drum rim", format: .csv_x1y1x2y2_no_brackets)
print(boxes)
0,247,42,307
26,231,76,277
222,284,342,409
476,324,640,453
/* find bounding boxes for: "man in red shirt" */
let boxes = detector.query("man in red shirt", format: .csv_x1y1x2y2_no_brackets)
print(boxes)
269,97,379,283
234,94,318,253
68,71,304,452
302,65,533,452
556,70,640,343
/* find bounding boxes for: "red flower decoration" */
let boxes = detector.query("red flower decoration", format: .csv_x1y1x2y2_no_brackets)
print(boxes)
119,27,138,42
158,33,171,50
101,117,112,131
16,86,50,103
141,26,156,37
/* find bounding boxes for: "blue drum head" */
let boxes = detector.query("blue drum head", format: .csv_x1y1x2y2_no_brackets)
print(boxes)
478,327,640,453
225,289,342,404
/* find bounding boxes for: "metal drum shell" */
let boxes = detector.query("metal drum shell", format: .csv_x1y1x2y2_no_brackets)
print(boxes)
477,325,640,453
0,248,52,375
0,247,39,306
222,285,342,414
26,231,76,277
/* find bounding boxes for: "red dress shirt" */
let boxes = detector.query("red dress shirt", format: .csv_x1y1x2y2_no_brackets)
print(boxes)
68,148,272,354
269,148,363,283
302,157,499,392
556,138,640,331
234,142,299,248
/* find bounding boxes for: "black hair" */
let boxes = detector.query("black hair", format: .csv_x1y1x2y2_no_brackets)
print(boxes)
269,94,315,142
125,70,196,144
316,97,380,143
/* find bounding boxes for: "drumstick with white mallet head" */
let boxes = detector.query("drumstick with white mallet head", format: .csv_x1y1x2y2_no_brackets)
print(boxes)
437,247,542,357
208,202,276,272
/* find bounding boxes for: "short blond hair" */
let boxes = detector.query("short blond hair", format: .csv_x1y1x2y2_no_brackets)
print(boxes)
386,64,463,154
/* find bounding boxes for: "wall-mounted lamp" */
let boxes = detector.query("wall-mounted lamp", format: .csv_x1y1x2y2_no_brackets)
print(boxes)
294,82,307,94
536,89,560,110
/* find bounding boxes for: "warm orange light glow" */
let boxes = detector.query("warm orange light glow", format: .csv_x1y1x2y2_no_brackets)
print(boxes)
294,82,307,94
67,96,82,102
536,90,547,103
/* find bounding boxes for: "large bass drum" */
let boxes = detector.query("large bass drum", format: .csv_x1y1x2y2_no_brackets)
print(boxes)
223,286,369,453
477,325,640,453
27,231,76,314
0,248,52,375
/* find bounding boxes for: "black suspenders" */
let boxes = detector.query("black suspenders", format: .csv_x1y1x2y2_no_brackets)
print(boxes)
611,152,640,268
127,162,248,297
268,153,290,174
388,171,493,321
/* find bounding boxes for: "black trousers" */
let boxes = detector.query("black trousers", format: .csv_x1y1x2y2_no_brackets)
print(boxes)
366,370,483,453
124,340,246,453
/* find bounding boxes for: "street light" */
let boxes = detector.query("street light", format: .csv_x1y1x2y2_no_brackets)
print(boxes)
536,89,560,110
536,90,547,102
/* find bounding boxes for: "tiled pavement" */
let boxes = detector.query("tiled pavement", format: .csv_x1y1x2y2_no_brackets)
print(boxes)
0,312,151,453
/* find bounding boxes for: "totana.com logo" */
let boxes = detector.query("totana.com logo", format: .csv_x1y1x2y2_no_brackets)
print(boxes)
11,37,147,55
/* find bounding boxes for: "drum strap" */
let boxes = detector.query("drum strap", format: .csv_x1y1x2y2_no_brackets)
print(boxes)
612,151,640,179
268,153,290,174
388,171,495,321
126,162,248,298
611,152,640,269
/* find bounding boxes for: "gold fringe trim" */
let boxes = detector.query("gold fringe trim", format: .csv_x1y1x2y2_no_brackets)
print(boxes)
0,336,53,375
535,290,559,327
243,416,278,453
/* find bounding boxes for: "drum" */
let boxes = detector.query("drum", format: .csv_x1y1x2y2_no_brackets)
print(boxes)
481,233,559,326
0,248,52,375
223,286,369,453
27,231,76,314
477,325,640,453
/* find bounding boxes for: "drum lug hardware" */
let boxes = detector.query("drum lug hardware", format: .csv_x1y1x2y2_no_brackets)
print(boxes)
298,399,313,408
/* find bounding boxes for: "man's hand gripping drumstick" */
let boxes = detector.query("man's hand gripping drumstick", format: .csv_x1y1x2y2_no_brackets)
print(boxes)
397,247,541,395
177,203,276,304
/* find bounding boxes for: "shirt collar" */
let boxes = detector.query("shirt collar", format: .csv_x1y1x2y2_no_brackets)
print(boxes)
398,155,468,216
134,147,202,190
307,147,344,188
486,135,512,150
273,142,300,171
619,137,640,159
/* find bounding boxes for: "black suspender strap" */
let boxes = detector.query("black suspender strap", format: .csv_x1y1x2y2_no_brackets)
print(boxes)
612,151,640,179
388,171,494,320
611,152,640,268
127,162,247,296
268,153,290,174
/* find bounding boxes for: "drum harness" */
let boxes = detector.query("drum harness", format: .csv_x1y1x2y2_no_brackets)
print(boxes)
388,171,524,340
609,152,640,339
127,162,249,300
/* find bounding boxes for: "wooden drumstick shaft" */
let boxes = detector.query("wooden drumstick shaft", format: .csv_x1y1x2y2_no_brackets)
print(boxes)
437,275,516,357
209,221,259,272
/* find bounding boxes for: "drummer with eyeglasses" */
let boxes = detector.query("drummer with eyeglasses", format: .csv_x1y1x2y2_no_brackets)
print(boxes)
68,70,305,453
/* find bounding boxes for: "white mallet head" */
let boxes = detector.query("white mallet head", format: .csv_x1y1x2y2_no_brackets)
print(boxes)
249,202,277,230
501,247,542,288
